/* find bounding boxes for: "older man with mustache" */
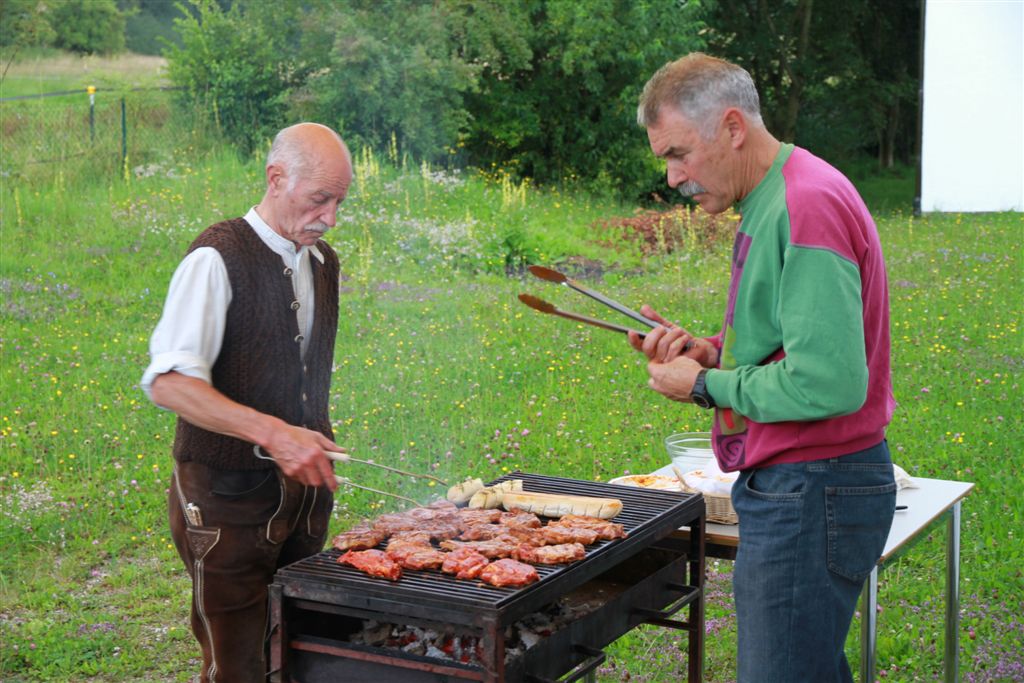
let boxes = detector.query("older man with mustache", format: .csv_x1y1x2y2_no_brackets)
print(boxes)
629,54,897,683
141,122,353,682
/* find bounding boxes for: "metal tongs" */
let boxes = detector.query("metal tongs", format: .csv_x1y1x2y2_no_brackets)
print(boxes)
519,265,659,338
252,444,445,507
325,450,448,507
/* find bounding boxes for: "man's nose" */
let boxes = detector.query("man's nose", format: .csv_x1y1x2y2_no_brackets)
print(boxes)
666,161,686,188
321,204,338,227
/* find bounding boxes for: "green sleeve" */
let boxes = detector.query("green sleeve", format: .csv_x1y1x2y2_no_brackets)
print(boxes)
705,246,868,422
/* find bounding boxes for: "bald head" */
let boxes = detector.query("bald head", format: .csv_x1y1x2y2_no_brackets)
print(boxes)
267,123,352,191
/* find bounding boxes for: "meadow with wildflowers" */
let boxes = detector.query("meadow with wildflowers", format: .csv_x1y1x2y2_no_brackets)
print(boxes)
2,105,1022,683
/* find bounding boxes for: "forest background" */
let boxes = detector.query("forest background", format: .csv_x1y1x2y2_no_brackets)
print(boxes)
2,0,921,201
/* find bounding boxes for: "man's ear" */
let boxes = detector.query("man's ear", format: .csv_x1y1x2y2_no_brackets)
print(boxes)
723,108,747,149
266,164,286,194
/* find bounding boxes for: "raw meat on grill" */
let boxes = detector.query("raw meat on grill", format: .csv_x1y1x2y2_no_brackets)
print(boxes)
549,514,627,540
498,510,543,529
439,535,520,559
479,558,540,588
441,547,491,580
537,525,600,546
458,524,509,542
331,523,388,552
512,542,586,565
338,549,402,581
456,508,503,526
385,537,448,571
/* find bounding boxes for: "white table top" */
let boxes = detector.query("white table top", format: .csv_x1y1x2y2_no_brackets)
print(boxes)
650,465,974,564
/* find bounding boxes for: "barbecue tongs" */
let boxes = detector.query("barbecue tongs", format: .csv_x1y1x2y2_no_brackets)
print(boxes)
519,265,659,338
254,445,446,507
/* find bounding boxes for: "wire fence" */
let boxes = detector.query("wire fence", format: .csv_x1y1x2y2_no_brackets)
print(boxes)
1,87,215,185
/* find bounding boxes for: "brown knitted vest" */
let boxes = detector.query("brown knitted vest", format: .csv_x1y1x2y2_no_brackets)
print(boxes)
172,218,339,470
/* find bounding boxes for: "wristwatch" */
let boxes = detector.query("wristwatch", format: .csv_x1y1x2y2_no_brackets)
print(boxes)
691,369,716,409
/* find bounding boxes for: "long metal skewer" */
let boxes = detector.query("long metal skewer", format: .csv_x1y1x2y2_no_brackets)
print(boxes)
325,451,449,486
334,476,425,507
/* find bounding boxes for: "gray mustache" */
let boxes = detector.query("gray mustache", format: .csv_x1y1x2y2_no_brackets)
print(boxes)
677,181,707,197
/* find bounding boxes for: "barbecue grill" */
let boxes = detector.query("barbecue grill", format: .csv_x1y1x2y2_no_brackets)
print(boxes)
269,472,707,682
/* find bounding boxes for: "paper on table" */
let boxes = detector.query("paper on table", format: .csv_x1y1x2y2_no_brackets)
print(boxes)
893,464,918,490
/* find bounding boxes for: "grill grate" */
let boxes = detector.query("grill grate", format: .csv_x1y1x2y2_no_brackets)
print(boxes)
276,472,702,623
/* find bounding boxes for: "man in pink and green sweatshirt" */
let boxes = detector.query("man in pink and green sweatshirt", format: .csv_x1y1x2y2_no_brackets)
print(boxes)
631,53,897,683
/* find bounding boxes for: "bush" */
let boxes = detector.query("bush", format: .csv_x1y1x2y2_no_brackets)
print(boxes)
50,0,126,55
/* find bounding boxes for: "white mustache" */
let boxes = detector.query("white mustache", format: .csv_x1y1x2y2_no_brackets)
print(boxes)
303,221,330,234
677,181,707,197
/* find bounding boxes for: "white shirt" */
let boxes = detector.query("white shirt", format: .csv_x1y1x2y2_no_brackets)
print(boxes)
140,207,324,401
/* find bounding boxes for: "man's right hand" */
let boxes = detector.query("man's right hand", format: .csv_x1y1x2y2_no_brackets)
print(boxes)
263,425,340,492
627,304,719,368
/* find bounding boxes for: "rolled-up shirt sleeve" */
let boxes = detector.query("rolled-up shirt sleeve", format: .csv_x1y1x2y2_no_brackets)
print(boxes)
140,247,231,402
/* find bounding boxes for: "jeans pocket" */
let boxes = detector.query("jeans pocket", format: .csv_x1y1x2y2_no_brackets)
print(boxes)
825,482,896,582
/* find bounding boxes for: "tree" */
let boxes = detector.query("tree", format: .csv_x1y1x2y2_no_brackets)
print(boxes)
165,0,309,154
704,0,921,168
50,0,127,55
0,0,56,51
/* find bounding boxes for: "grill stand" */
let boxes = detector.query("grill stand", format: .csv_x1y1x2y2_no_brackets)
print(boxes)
268,473,706,682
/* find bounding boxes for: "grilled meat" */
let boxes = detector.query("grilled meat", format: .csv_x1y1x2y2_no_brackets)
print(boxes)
338,549,402,581
441,547,491,580
439,535,520,559
512,542,586,565
479,558,540,588
548,515,627,540
331,524,387,552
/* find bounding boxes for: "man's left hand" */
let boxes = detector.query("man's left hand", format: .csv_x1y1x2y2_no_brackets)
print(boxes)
646,355,703,402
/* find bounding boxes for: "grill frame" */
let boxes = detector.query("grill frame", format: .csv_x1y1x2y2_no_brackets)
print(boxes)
270,471,706,682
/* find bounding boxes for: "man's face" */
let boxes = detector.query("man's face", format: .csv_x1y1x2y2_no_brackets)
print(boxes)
646,107,734,214
270,155,353,248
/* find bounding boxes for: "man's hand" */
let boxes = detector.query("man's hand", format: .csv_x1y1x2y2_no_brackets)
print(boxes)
647,355,704,403
263,425,341,492
627,304,719,367
150,371,340,491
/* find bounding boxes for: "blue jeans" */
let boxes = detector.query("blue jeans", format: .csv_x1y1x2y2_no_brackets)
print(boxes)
731,441,896,683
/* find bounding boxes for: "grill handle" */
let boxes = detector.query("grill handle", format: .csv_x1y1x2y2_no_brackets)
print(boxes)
525,645,606,683
632,582,702,630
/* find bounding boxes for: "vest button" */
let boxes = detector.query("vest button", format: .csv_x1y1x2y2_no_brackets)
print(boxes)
302,393,308,402
283,267,293,276
290,300,300,311
294,334,305,343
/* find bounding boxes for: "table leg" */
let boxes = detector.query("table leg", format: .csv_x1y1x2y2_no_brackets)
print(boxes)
860,566,879,683
944,501,962,683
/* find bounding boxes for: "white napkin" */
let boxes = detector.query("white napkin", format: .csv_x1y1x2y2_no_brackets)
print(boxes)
893,464,918,490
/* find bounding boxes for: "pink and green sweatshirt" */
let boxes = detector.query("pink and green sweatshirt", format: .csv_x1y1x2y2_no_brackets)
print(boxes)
704,143,895,471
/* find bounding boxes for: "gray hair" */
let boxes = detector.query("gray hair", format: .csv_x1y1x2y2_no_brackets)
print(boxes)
637,53,764,139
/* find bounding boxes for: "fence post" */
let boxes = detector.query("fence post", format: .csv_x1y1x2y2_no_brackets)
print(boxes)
121,96,128,181
88,85,96,142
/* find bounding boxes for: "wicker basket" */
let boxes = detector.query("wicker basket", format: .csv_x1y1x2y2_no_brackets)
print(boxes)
680,483,739,525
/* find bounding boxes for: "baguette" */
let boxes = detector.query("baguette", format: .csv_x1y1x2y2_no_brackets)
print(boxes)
446,478,485,505
468,479,524,509
500,491,623,519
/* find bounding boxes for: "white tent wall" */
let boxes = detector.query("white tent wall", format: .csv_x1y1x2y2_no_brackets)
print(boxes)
920,0,1024,212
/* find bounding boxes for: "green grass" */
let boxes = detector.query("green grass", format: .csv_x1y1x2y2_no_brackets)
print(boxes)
1,53,1022,683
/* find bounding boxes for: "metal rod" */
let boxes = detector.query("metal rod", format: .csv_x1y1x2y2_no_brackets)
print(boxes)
335,476,424,507
560,279,660,329
326,451,448,486
944,502,961,683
